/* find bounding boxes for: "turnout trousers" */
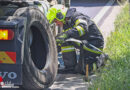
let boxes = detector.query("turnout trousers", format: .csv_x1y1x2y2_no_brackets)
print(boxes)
61,39,104,73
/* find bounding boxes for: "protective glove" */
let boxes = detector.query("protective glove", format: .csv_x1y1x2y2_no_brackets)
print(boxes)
82,40,88,45
56,33,68,46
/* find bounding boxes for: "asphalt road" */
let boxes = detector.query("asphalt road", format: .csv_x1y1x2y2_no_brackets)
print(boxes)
71,0,108,19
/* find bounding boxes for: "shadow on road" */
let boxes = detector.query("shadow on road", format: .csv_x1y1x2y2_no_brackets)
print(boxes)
49,74,88,90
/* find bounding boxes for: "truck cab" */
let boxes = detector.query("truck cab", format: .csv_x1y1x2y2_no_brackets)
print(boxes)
0,0,70,89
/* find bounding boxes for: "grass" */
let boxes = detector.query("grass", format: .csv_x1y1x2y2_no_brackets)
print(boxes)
117,0,128,4
89,2,130,90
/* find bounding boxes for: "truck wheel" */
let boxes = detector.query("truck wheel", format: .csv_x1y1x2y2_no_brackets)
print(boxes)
13,7,58,89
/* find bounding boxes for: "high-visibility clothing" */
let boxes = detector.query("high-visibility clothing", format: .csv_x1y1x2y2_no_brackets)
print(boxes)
61,8,104,53
57,8,104,73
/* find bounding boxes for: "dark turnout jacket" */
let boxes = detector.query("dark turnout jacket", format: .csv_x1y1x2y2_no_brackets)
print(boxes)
63,8,104,48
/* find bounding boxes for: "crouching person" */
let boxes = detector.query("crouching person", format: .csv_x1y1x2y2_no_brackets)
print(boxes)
47,5,104,74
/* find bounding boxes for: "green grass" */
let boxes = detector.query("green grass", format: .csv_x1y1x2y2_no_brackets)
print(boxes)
117,0,128,4
89,3,130,90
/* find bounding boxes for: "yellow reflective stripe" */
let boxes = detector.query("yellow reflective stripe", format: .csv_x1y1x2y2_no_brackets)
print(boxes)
62,49,75,53
99,48,103,51
76,26,85,36
63,27,72,32
61,45,75,49
83,45,102,54
75,19,80,26
75,19,88,26
75,42,102,54
59,34,67,38
61,46,75,53
75,42,80,46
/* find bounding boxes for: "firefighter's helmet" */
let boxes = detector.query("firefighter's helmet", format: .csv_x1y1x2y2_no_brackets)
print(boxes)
47,5,68,23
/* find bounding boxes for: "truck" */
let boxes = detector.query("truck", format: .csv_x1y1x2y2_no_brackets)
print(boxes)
0,0,70,89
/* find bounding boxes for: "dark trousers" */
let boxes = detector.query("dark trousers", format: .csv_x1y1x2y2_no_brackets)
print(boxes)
60,39,104,72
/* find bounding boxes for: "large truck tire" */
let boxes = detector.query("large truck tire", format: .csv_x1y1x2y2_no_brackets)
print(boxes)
13,7,58,89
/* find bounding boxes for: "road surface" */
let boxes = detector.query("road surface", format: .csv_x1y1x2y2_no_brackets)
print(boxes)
71,0,108,19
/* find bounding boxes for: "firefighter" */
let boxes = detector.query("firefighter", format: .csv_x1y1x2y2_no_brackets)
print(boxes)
47,5,104,74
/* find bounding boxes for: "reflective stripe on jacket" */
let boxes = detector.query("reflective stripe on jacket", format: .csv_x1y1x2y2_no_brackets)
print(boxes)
63,8,104,43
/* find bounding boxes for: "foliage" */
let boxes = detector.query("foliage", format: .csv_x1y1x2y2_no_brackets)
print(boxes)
89,3,130,90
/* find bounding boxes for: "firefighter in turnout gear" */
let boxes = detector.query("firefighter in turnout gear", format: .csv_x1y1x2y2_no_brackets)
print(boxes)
47,5,104,74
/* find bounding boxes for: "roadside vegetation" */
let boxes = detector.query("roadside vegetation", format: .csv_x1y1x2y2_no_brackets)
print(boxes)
117,0,128,4
89,2,130,90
